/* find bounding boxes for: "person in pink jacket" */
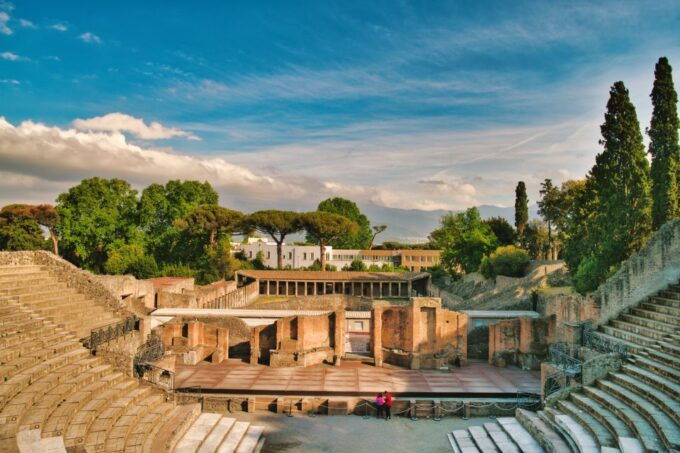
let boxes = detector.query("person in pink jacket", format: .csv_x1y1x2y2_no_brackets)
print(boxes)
374,393,385,419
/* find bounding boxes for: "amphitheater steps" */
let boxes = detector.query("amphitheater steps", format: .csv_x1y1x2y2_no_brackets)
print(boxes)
173,414,266,453
515,408,571,452
555,399,617,449
145,403,201,453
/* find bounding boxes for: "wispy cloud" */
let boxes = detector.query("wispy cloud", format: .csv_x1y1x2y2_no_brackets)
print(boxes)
78,32,101,44
0,78,19,85
1,51,20,61
72,112,201,141
50,23,67,32
18,18,35,28
0,11,11,35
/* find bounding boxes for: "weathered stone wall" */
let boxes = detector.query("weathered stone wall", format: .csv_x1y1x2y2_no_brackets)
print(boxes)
538,292,599,343
0,251,133,318
95,274,155,310
373,297,467,369
156,319,229,365
488,317,550,370
581,351,622,386
596,219,680,325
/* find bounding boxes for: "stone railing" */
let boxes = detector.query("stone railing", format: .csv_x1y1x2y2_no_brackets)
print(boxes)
0,250,135,318
595,219,680,325
203,281,259,309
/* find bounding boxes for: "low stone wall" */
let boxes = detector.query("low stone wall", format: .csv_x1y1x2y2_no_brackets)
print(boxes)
95,274,155,310
0,251,133,318
581,351,622,386
596,219,680,325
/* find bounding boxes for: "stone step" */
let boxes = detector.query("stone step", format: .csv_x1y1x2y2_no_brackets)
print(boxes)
216,421,250,453
619,313,680,334
483,422,520,453
16,290,82,304
146,404,201,453
235,425,264,453
649,296,680,309
515,409,570,453
175,412,223,452
104,393,165,452
551,412,598,453
450,429,478,453
496,417,543,453
645,348,680,370
466,425,498,452
41,371,127,438
0,324,63,348
609,319,680,343
641,301,680,317
0,276,57,288
84,386,155,450
5,283,69,296
598,379,680,450
0,348,89,408
633,354,680,382
0,338,81,381
569,392,633,439
584,385,665,452
600,325,658,349
622,362,680,402
0,358,99,442
630,307,680,325
539,409,580,453
659,289,680,301
125,401,175,452
446,432,460,453
64,379,139,447
17,361,112,433
659,339,680,356
198,416,236,453
556,400,617,449
0,264,47,275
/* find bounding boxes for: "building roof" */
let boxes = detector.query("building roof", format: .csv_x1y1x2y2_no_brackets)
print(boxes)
237,270,430,282
152,308,371,319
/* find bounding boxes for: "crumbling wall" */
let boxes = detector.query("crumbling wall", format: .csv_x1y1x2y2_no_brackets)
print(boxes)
156,319,229,365
596,219,680,324
488,317,551,370
538,292,599,343
95,274,155,310
373,297,467,369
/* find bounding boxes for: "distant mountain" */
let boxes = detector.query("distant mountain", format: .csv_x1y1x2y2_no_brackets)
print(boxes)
360,202,540,243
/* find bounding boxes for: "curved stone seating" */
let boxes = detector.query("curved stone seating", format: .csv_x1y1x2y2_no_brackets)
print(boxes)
0,263,266,452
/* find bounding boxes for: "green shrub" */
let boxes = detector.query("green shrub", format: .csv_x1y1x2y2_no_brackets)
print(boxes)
573,256,610,295
159,263,196,278
479,245,531,278
126,255,159,279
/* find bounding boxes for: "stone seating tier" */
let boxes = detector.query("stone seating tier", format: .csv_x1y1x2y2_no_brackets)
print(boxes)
0,264,266,453
447,279,680,452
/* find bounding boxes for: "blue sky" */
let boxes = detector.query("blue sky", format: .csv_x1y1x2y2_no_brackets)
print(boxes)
1,0,679,223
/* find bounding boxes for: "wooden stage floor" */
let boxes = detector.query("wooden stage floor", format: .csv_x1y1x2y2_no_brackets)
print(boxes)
174,360,541,397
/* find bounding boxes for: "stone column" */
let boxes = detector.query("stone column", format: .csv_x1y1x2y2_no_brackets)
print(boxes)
213,327,229,363
334,310,346,363
250,326,261,365
371,307,384,367
187,321,203,348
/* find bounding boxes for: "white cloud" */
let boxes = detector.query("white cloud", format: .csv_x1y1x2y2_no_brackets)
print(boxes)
72,112,201,141
78,32,101,44
0,11,11,35
50,23,67,32
0,79,19,84
1,51,19,61
18,18,35,28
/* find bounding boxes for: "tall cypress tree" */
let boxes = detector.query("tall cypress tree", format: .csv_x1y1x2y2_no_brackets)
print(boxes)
514,181,529,237
591,81,652,270
648,57,680,228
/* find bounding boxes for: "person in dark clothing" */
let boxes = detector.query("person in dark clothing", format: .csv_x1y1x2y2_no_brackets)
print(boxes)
375,393,385,419
383,391,393,419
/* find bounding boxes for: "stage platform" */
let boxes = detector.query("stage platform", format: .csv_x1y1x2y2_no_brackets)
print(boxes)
174,360,541,397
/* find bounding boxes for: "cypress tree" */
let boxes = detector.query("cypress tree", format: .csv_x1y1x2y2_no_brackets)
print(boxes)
514,181,529,237
591,81,652,270
648,57,680,228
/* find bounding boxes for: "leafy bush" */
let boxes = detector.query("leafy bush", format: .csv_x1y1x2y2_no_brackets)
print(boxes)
479,245,531,278
160,263,196,278
126,255,159,279
573,256,610,295
367,264,381,271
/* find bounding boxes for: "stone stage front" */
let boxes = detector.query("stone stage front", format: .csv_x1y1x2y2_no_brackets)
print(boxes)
174,360,541,397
